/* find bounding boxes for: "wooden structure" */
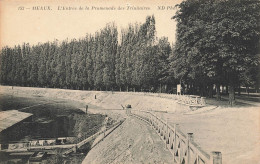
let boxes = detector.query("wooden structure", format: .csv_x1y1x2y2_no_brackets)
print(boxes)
0,119,125,155
130,110,222,164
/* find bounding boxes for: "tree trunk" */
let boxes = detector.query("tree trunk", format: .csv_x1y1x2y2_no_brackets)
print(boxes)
208,84,213,98
246,86,250,96
204,84,207,97
200,84,207,97
119,86,122,92
228,83,235,106
226,84,229,95
192,83,195,95
255,84,259,93
126,85,129,92
216,83,221,101
199,85,203,97
188,83,191,95
238,83,241,96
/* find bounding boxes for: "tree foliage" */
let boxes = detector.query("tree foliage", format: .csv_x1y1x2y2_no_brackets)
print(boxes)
171,0,260,104
0,16,172,92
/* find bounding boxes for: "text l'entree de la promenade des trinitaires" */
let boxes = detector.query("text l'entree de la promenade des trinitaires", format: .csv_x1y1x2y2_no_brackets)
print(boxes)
18,4,176,11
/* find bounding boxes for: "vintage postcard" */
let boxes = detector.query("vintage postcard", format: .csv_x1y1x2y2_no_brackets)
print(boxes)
0,0,259,163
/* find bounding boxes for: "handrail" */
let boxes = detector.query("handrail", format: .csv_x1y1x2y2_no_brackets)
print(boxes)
63,119,125,155
113,92,207,106
130,110,222,164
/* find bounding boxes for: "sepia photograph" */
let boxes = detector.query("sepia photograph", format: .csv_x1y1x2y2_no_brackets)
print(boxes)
0,0,259,163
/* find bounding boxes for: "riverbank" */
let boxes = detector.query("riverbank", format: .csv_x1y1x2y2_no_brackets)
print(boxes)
0,88,108,164
1,86,259,164
0,86,190,113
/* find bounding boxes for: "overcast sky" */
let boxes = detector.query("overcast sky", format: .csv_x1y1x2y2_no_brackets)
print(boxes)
0,0,183,48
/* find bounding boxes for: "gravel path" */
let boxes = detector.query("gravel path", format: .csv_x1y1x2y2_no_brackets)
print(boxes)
82,116,173,164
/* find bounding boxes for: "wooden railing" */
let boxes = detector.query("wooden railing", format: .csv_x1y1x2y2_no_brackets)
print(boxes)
114,92,206,106
1,119,125,154
63,119,125,155
130,110,222,164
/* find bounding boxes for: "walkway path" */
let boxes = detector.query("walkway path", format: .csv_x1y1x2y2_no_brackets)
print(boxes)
82,116,173,164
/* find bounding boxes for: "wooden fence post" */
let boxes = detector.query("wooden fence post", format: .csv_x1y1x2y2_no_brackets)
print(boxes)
103,128,106,140
174,124,178,161
156,116,159,131
201,97,206,105
150,114,152,126
210,151,222,164
152,114,155,128
85,105,88,114
187,133,194,164
72,145,78,153
165,118,168,148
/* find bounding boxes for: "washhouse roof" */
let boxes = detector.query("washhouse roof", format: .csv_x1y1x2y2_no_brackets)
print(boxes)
0,110,33,133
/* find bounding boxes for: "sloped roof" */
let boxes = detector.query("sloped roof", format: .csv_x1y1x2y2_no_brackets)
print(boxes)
0,110,33,133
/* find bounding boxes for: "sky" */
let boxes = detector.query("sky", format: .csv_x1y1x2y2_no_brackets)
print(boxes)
0,0,183,48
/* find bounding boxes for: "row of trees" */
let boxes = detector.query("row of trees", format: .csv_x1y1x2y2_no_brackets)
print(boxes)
0,0,259,105
172,0,260,105
0,16,174,92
